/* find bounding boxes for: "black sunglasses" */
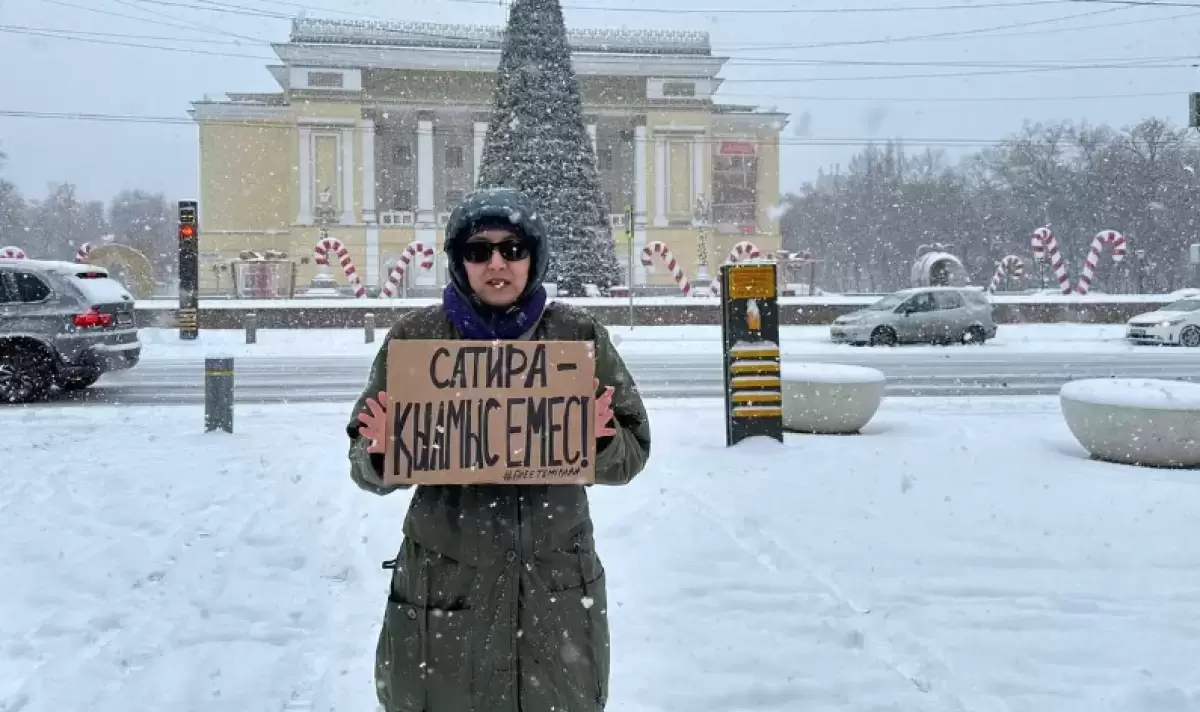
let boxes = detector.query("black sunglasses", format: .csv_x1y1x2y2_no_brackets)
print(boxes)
461,240,531,264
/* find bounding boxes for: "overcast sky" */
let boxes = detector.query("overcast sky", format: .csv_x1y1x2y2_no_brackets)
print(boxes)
0,0,1196,204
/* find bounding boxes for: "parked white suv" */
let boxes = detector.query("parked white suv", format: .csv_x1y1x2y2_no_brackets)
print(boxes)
1126,296,1200,347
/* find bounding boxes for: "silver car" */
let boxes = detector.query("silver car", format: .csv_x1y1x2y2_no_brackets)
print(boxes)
0,258,141,403
830,286,997,347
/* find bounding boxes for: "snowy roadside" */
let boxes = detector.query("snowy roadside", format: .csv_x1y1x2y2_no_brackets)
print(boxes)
133,322,1140,362
3,398,1199,711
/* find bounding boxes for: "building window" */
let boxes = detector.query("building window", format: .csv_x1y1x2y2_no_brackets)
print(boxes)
444,145,464,169
445,189,464,207
662,82,696,97
392,144,412,166
711,148,758,226
307,71,344,88
392,190,412,211
597,146,613,171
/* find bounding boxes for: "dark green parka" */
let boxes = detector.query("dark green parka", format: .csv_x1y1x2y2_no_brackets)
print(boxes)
346,302,651,712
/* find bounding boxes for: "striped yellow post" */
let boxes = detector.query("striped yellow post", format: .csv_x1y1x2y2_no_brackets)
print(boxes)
720,261,784,445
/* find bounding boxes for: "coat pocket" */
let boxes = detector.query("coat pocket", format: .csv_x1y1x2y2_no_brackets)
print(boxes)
526,567,611,711
375,594,476,712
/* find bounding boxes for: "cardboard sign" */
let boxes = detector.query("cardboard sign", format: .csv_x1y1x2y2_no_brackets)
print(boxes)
383,340,598,486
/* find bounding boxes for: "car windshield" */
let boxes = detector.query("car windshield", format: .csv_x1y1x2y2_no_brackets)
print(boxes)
1164,298,1200,312
868,294,906,311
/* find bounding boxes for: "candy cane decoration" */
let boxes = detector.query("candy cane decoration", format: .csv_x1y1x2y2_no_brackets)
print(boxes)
313,236,367,298
1030,227,1071,295
75,242,93,262
640,241,691,296
705,241,766,296
380,241,436,297
987,255,1025,293
726,241,761,263
1074,230,1126,295
0,246,27,259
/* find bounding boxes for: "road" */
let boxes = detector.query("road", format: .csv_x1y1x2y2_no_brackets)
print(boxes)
29,350,1200,406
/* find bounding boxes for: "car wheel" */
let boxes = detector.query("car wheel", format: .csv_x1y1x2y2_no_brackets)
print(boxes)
58,372,101,391
869,326,898,347
963,325,988,345
0,345,54,404
1180,325,1200,348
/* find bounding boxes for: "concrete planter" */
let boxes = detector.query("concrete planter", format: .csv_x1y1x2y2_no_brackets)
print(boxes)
1060,378,1200,468
781,363,886,434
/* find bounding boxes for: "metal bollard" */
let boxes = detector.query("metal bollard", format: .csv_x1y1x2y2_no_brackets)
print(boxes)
244,312,257,344
205,357,234,433
364,312,376,344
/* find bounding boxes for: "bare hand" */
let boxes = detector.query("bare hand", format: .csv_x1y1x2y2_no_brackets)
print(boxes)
594,378,616,438
356,390,390,454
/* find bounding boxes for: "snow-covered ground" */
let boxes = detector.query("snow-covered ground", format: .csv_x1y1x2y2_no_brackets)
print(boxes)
134,323,1149,361
4,397,1199,712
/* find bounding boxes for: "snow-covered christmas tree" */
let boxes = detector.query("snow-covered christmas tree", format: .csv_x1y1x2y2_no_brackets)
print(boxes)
476,0,622,295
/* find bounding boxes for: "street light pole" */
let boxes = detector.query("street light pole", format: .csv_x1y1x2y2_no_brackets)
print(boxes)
1135,248,1146,295
694,194,711,287
624,204,634,329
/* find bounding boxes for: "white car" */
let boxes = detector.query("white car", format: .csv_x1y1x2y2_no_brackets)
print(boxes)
1126,296,1200,347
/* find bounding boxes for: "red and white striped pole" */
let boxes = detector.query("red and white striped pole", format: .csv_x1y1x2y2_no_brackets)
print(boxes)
313,237,367,298
380,241,436,297
640,241,691,296
1075,230,1126,295
1031,227,1071,295
988,255,1025,293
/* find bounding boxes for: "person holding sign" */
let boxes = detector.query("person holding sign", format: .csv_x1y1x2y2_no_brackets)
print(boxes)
346,188,651,712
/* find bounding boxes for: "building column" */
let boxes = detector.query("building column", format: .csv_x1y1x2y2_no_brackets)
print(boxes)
587,123,597,161
415,115,438,286
653,133,668,227
340,127,355,225
297,126,313,224
633,122,649,286
416,118,435,226
692,134,705,212
473,121,488,187
361,117,380,288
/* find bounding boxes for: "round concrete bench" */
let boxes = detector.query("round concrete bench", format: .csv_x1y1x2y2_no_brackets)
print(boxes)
1060,378,1200,468
781,363,886,434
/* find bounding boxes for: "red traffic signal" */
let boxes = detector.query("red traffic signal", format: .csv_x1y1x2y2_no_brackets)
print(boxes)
179,224,196,239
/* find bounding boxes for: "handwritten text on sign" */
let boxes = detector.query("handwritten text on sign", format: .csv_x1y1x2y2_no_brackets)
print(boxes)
383,340,597,486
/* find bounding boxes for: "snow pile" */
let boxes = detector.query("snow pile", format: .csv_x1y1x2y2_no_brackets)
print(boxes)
3,398,1200,711
1061,378,1200,411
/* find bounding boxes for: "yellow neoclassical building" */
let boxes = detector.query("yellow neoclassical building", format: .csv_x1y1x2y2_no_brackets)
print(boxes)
190,17,787,295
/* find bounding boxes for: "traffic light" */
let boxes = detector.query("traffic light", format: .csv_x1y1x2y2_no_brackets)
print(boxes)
178,200,199,340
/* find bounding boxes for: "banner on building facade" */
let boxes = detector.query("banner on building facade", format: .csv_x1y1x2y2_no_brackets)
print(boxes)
719,141,757,156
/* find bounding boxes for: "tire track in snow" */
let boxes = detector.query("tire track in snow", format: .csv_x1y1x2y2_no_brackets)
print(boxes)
676,488,1012,712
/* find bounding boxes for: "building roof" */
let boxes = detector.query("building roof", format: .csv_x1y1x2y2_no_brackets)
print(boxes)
288,17,711,56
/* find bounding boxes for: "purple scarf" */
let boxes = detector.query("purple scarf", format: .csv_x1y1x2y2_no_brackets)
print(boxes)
443,284,548,340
